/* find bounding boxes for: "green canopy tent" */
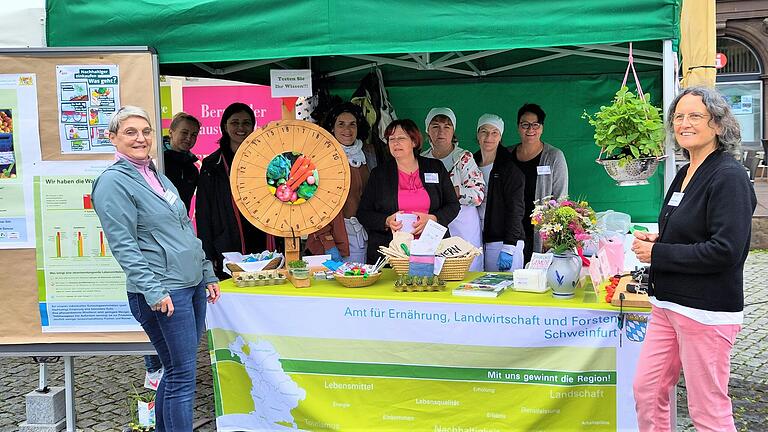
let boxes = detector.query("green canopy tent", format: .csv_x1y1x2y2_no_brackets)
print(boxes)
47,0,681,221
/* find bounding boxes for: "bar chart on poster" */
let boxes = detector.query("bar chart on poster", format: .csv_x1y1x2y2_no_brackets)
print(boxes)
34,175,138,333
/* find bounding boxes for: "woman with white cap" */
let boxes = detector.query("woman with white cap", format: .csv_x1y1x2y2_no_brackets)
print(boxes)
473,114,526,272
421,107,485,271
509,103,569,262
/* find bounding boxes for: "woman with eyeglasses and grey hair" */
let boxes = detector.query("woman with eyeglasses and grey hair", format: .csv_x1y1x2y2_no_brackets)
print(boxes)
92,106,220,431
508,103,568,263
631,87,756,432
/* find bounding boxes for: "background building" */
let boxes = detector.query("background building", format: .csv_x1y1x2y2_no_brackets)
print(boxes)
717,0,768,154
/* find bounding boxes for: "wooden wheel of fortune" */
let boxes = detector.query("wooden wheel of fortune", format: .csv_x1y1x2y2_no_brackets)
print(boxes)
229,120,351,264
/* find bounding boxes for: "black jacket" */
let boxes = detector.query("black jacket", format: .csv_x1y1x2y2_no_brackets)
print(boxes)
473,146,526,246
163,148,199,211
357,156,460,264
649,150,756,312
196,145,266,279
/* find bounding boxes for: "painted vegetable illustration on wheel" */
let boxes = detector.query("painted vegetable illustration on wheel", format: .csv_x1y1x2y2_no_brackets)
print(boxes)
266,152,319,204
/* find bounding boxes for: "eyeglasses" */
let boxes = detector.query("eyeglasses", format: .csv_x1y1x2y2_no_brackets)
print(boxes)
227,120,254,128
121,128,154,139
672,113,710,126
519,122,542,130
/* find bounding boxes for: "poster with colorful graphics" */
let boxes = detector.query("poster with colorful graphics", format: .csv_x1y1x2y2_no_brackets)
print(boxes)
34,175,140,332
56,65,120,154
208,292,649,431
182,84,282,159
0,74,40,248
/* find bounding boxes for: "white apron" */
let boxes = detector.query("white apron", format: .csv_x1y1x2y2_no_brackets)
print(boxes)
449,204,484,272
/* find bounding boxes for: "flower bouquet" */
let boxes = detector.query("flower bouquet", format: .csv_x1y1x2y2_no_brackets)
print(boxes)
531,197,597,254
532,197,597,299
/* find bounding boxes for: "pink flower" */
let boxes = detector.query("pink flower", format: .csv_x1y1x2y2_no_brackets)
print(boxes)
562,200,574,207
575,233,591,241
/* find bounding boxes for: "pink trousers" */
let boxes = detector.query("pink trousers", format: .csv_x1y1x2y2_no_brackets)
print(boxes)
633,306,741,432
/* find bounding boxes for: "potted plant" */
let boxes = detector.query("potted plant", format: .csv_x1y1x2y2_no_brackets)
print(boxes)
287,260,309,279
582,86,666,186
126,385,155,431
531,197,597,299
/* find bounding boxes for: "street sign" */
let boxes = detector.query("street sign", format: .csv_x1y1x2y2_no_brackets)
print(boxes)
715,53,728,69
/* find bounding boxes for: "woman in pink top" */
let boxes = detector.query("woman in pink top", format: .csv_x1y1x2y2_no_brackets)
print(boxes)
357,119,460,263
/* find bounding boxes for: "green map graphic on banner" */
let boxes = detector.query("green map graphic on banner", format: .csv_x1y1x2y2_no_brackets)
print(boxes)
209,329,617,431
206,293,644,431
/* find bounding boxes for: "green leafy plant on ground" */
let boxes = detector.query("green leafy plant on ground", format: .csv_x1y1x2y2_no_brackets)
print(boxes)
126,384,155,432
583,86,665,166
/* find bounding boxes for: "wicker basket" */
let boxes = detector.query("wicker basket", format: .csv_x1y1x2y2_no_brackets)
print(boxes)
596,156,665,186
333,272,382,288
388,255,475,281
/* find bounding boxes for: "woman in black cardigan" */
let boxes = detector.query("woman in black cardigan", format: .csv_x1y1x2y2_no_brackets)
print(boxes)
631,87,756,431
358,119,460,264
472,114,526,272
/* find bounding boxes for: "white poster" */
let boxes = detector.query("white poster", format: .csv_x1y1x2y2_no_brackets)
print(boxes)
0,73,40,248
270,69,312,97
56,65,120,154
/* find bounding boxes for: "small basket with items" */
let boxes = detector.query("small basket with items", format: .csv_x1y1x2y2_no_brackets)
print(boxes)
379,233,481,281
332,260,387,288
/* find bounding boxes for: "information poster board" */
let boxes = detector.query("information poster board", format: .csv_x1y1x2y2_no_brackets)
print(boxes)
34,175,139,333
0,73,39,248
0,48,157,347
56,65,121,154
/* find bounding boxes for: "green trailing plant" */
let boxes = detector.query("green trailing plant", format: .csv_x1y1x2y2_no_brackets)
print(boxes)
582,86,665,166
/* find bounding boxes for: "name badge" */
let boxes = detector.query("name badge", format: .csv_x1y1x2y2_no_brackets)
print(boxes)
537,165,552,175
668,192,684,207
424,173,439,184
163,189,178,206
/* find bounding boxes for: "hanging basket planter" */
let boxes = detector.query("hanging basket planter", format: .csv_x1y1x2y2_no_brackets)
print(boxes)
582,42,667,187
596,155,666,186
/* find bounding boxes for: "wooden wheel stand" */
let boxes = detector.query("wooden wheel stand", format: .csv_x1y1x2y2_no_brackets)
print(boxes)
228,120,351,289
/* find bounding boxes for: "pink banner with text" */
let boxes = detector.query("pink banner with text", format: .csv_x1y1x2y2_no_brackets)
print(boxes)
182,84,283,158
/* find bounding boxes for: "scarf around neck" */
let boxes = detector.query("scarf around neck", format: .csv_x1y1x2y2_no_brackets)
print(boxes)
342,139,367,168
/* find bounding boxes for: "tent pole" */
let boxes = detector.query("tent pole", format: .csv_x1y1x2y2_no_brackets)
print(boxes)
662,39,677,193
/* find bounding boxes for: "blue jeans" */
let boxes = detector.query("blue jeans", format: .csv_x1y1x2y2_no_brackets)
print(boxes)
144,355,163,373
128,280,207,432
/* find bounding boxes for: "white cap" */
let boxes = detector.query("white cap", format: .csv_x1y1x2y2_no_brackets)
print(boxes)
477,113,504,136
425,107,457,131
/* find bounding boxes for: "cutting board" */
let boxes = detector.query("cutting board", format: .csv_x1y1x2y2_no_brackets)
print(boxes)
611,275,651,308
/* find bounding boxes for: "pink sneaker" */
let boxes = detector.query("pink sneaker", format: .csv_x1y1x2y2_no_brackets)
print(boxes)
144,369,163,391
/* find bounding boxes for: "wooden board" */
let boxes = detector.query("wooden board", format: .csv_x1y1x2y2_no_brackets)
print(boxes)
611,275,651,308
229,120,350,238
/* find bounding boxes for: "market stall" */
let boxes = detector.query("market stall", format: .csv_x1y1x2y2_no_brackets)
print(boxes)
46,0,681,221
207,271,650,431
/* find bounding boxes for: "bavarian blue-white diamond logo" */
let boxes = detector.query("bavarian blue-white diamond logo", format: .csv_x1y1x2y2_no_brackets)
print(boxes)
625,314,648,343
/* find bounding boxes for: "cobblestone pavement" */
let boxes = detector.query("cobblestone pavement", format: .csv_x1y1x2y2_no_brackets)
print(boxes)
1,252,766,431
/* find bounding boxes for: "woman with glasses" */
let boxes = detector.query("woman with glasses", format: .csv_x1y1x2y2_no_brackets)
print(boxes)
509,103,568,263
92,106,220,431
473,114,526,272
421,107,486,271
631,87,756,432
358,119,459,264
196,102,267,279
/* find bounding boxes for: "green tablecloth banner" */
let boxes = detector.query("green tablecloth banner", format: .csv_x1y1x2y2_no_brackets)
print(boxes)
207,270,650,431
